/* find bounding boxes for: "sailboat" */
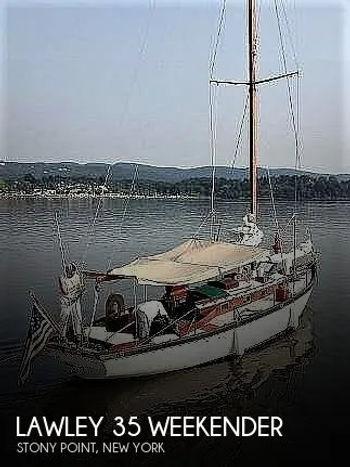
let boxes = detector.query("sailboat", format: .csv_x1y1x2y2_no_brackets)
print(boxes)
24,0,318,381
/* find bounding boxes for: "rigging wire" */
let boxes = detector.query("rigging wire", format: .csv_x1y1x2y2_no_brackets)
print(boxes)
194,211,212,239
209,83,218,239
278,0,302,168
208,0,227,240
273,0,307,257
106,164,139,271
273,0,303,244
288,0,310,228
209,0,227,79
87,283,100,344
279,0,299,70
266,166,285,269
55,211,67,271
228,91,249,176
274,0,299,161
118,0,156,133
119,164,139,235
80,164,112,267
79,1,155,268
290,0,303,168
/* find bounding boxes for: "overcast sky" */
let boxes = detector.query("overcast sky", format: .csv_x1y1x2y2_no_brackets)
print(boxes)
1,0,349,173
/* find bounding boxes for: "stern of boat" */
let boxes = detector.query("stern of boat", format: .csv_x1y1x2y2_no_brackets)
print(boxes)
48,344,107,379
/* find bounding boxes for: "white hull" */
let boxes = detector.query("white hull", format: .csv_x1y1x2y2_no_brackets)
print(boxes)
57,286,313,380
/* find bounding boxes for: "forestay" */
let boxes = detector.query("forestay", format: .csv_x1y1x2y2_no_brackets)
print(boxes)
108,239,267,286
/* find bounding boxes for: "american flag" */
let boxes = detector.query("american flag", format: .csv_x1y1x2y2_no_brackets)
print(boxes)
18,294,58,386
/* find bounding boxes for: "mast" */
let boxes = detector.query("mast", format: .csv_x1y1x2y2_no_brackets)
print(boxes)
248,0,258,219
208,0,299,239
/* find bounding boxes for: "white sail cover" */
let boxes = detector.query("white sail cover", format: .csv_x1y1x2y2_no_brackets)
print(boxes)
109,239,267,286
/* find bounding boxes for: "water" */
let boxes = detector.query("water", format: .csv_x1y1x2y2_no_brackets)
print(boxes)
1,198,350,466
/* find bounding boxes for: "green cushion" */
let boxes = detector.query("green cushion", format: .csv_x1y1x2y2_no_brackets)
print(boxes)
195,284,228,299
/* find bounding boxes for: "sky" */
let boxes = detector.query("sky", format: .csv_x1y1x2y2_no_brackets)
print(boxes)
1,0,349,173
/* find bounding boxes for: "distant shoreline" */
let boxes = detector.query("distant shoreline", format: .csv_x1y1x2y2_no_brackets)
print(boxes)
1,192,349,202
1,163,350,201
0,192,199,201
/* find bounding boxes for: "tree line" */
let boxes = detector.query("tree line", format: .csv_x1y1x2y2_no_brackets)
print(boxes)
1,173,350,200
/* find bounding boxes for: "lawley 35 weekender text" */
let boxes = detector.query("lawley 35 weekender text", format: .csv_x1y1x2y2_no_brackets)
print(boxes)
16,415,283,438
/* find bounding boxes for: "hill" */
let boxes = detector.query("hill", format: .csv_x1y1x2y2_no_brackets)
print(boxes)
0,161,348,182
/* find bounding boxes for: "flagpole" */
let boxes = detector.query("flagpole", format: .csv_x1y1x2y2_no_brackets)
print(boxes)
18,292,59,387
55,212,66,272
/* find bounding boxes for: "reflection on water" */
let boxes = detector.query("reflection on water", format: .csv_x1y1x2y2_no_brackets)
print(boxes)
83,307,315,420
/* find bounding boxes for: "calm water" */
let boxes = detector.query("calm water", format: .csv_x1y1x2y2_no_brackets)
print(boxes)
1,198,350,466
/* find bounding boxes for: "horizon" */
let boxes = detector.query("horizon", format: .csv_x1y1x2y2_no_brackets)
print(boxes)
1,0,349,173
